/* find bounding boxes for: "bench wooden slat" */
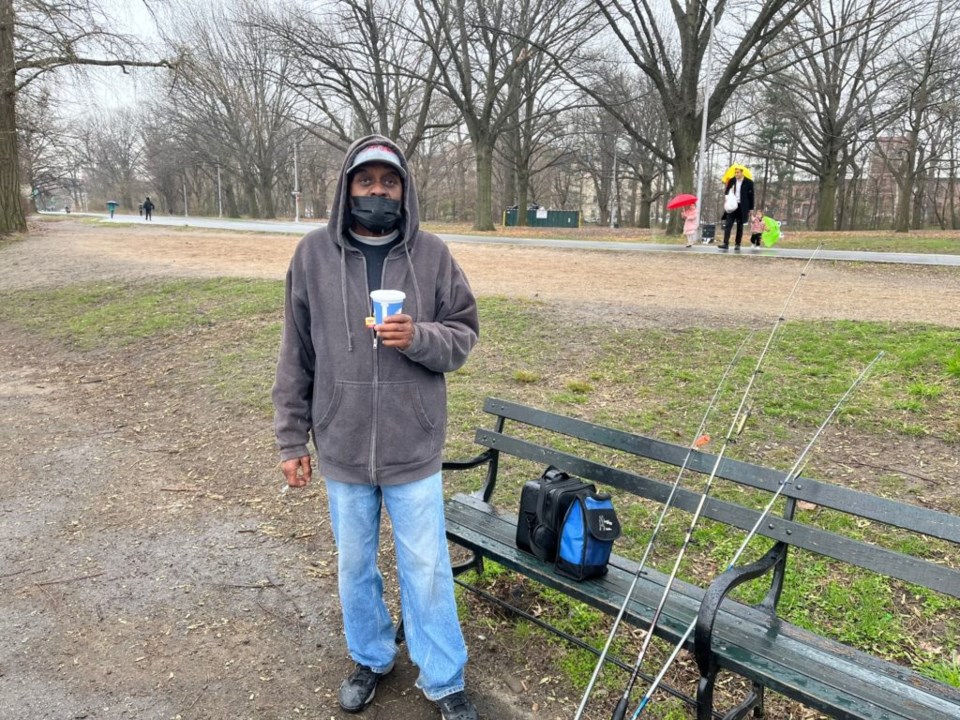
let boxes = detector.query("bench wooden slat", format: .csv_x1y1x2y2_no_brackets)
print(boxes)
476,429,960,599
736,621,960,720
721,628,960,720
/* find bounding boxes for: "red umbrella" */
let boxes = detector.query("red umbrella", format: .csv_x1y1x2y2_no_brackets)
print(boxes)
666,193,697,210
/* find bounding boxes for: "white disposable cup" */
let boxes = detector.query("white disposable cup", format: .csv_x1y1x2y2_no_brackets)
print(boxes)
370,289,405,324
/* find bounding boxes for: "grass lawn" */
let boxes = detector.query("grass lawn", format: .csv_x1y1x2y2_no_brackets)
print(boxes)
2,267,958,713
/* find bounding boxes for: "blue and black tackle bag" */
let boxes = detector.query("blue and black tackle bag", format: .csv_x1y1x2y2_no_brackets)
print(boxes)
516,466,620,581
555,491,621,581
516,466,594,564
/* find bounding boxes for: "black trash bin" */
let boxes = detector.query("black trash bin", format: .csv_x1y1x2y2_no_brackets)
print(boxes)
701,222,716,244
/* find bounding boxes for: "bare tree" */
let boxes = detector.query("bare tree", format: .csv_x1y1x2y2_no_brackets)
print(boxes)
604,72,670,228
564,71,669,229
879,0,960,232
494,3,600,225
1,0,172,233
582,0,808,212
500,117,580,221
293,136,341,219
413,0,595,230
413,125,475,222
79,108,147,210
157,0,299,219
568,107,621,225
16,83,74,211
930,101,960,229
253,0,450,162
750,0,906,230
140,111,186,214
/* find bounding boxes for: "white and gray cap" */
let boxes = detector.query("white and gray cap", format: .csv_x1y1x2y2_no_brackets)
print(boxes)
347,143,407,178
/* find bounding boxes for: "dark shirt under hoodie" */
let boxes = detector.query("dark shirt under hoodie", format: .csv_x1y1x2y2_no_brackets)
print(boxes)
349,229,402,293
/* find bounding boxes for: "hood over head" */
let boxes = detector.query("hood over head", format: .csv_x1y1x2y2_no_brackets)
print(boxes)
328,135,420,246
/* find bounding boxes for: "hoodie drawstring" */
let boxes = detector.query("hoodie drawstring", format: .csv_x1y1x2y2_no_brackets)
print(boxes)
340,246,353,353
403,242,422,323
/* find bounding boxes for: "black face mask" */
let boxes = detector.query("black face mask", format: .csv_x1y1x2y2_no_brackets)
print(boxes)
350,196,403,234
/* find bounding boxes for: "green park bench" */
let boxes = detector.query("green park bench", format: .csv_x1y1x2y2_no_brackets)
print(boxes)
442,397,960,720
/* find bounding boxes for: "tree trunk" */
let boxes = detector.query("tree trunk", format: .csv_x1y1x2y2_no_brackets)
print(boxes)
458,147,468,222
473,139,495,231
895,146,916,233
315,177,328,220
637,176,653,229
243,178,259,218
219,180,236,218
516,159,530,227
626,174,637,227
911,178,924,230
0,0,26,234
848,166,862,231
816,155,840,231
259,178,276,219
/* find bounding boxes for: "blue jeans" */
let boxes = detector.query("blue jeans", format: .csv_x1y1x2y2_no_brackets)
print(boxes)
325,472,467,700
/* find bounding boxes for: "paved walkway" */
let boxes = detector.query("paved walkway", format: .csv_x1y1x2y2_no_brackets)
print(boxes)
56,212,960,267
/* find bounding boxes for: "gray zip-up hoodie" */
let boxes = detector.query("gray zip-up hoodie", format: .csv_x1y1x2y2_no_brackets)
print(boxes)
272,136,479,486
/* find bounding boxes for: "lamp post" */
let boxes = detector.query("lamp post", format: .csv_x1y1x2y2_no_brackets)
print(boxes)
216,162,223,218
293,141,301,223
610,134,619,229
694,2,715,241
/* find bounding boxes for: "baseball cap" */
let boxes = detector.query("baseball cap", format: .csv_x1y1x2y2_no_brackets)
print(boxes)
347,143,407,178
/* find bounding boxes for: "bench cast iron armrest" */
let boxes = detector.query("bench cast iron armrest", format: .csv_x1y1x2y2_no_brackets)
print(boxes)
694,542,787,678
442,449,497,502
442,450,497,577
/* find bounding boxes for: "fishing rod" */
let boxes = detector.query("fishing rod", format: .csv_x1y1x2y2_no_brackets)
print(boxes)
572,331,755,720
629,351,885,719
606,248,821,720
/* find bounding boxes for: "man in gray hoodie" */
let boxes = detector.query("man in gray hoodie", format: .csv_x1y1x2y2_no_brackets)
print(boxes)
272,136,480,719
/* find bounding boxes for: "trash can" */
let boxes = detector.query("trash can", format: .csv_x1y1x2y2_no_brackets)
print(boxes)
701,222,715,244
107,200,119,219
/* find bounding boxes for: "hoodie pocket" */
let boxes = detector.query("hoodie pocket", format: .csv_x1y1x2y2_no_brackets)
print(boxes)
376,380,443,468
313,381,372,469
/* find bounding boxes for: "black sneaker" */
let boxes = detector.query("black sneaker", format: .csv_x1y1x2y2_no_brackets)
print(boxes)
718,244,729,250
338,662,394,713
435,690,479,720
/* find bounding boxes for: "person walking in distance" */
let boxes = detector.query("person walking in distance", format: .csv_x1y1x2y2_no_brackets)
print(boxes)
142,196,155,221
719,165,754,250
272,136,481,719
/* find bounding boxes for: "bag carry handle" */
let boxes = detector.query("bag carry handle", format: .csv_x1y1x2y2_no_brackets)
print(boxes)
536,466,567,519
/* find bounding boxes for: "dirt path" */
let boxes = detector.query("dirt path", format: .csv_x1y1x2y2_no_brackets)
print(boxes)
1,219,958,720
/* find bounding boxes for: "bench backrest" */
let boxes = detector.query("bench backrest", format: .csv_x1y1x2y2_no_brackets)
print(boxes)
476,398,960,599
